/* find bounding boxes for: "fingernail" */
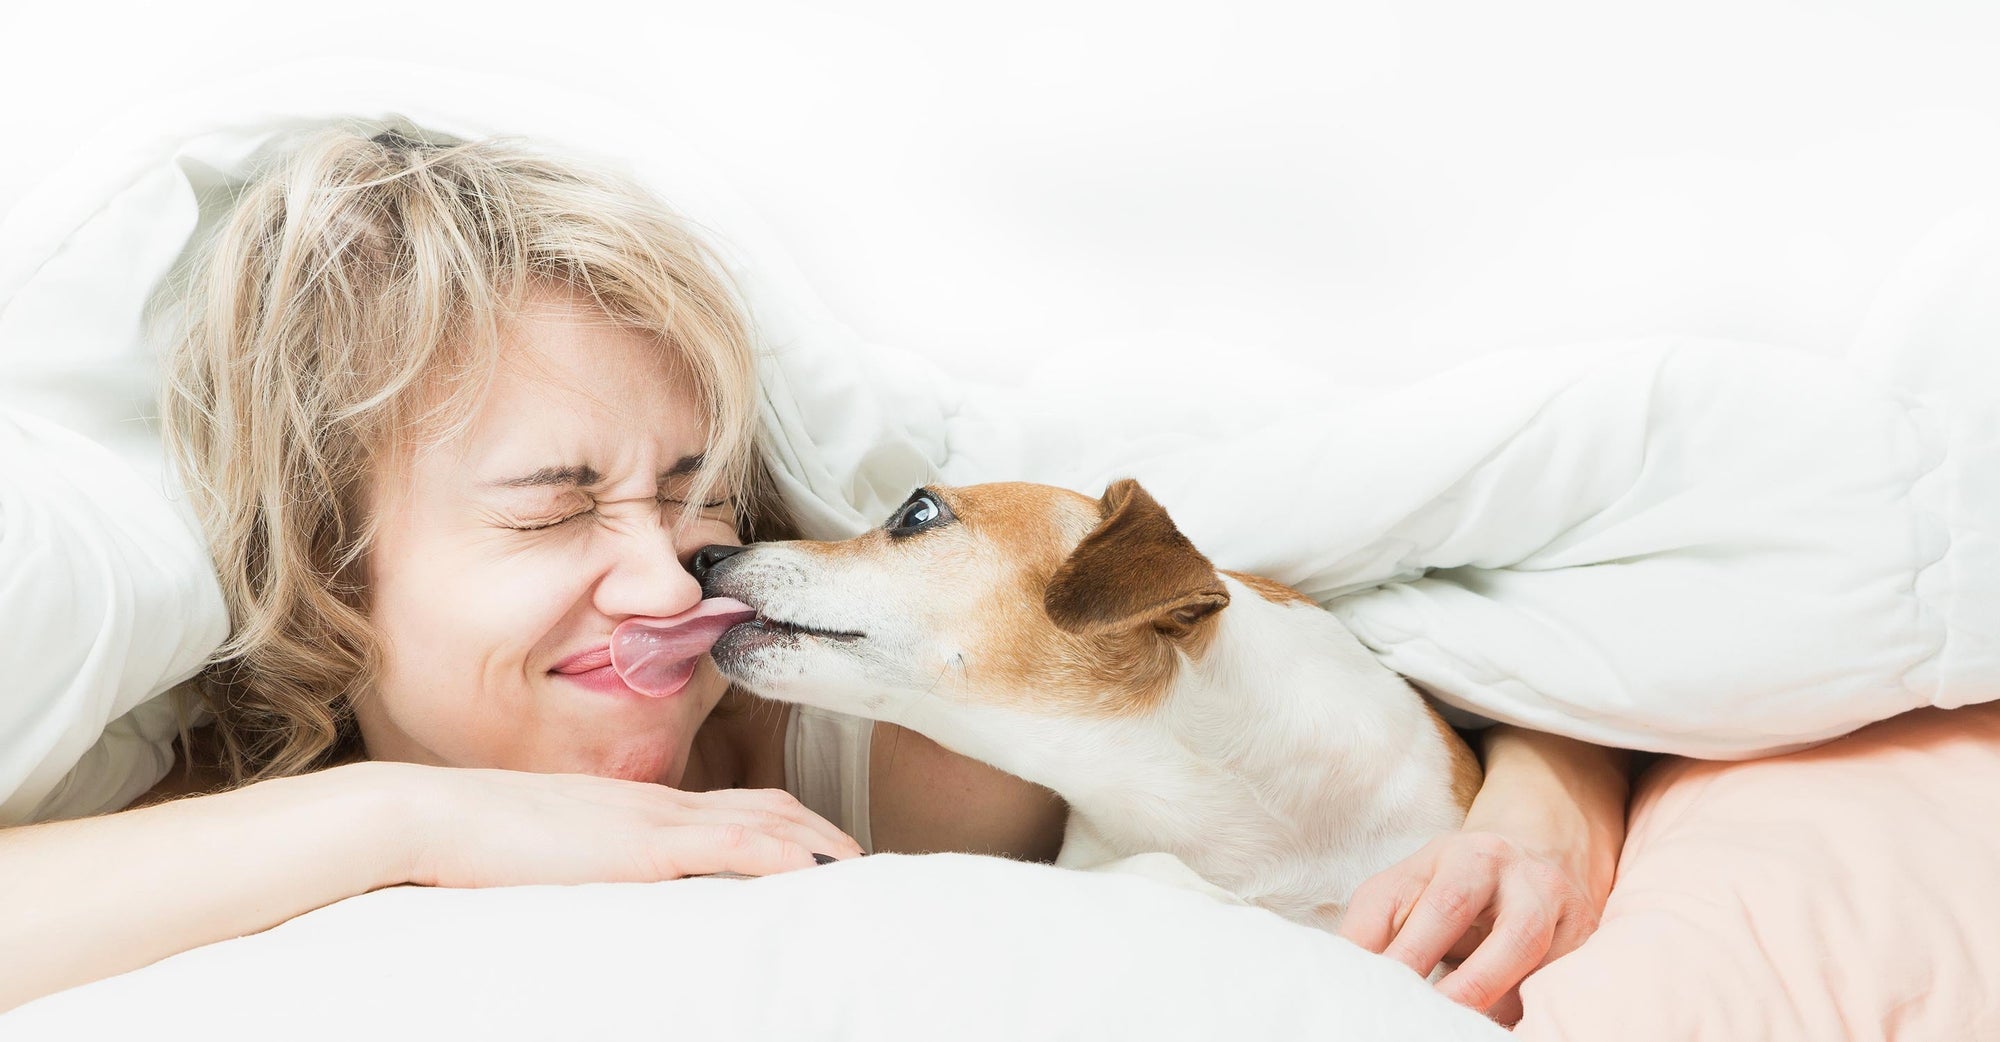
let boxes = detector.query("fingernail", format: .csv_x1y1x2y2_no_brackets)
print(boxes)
812,852,839,865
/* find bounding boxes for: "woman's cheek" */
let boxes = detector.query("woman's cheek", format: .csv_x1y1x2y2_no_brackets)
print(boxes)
479,538,603,641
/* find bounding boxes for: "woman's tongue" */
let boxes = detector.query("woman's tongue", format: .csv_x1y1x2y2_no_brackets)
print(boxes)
610,597,758,696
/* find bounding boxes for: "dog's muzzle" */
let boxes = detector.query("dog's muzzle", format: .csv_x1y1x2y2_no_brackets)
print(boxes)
691,543,748,589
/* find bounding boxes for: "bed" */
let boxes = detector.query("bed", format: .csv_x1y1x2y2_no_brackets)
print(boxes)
4,60,1998,1039
6,705,1999,1039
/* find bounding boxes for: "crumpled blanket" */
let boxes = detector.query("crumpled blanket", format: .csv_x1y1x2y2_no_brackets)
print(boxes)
2,59,1994,824
915,330,1996,757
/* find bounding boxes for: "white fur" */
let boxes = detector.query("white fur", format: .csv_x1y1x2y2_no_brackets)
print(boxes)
711,551,1469,930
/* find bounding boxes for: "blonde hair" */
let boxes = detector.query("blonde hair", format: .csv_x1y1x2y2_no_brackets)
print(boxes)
162,123,789,785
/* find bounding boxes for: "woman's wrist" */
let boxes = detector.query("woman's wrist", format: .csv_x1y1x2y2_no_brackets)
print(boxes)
284,759,434,891
1461,726,1631,911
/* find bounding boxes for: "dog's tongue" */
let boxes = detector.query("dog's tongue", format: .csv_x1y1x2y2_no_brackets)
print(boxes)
611,597,758,696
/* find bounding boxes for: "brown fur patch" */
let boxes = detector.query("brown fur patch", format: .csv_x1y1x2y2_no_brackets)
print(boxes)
1220,570,1316,608
948,484,1093,573
1045,481,1229,639
1429,708,1484,812
967,481,1226,719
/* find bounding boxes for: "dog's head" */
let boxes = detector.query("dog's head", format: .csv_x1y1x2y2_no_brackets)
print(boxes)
694,479,1231,721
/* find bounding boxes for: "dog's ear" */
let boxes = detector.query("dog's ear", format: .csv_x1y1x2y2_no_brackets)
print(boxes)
1044,479,1229,641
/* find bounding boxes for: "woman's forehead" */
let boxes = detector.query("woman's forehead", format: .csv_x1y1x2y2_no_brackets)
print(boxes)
399,300,713,488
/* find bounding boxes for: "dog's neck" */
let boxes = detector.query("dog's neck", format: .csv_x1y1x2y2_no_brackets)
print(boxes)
888,578,1466,918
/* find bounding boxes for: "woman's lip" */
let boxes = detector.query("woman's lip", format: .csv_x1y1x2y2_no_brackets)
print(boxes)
557,663,640,696
552,646,614,674
556,660,699,699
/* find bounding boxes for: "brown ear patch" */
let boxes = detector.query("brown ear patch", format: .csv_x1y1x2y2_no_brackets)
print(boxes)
1044,479,1229,641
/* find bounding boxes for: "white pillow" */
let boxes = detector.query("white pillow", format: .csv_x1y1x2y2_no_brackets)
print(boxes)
1,853,1504,1041
0,412,224,825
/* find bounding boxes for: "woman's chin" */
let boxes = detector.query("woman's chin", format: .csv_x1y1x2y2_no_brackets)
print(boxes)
466,670,727,785
600,757,683,786
536,736,692,784
531,702,701,783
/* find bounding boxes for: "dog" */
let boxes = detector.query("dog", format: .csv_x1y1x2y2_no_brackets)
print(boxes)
680,478,1479,930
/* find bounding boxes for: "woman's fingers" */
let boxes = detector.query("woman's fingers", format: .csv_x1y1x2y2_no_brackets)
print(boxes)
401,765,866,888
586,778,862,860
1443,922,1490,963
1433,885,1558,1011
1544,889,1600,962
1378,854,1502,978
675,806,861,865
675,787,864,859
647,823,826,878
1339,830,1599,1021
1337,860,1429,956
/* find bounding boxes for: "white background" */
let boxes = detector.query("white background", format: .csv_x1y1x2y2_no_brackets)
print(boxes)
3,0,1998,385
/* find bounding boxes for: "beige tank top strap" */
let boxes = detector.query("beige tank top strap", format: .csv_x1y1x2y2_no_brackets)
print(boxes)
783,704,875,854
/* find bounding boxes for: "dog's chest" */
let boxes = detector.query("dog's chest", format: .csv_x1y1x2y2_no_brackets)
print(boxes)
1056,746,1406,914
1044,669,1456,927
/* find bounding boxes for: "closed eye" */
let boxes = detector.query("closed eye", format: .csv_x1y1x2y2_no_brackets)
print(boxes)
659,467,733,515
507,512,588,532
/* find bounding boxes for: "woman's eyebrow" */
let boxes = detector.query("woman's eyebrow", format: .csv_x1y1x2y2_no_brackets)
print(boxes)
489,465,602,489
487,456,705,489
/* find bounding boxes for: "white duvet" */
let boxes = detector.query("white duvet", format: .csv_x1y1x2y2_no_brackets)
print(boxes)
0,59,1995,1035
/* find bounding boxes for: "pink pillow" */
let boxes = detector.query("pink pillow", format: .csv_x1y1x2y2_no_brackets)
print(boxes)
1516,703,2000,1040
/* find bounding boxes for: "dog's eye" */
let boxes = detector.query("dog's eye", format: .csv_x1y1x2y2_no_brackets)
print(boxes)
886,491,950,536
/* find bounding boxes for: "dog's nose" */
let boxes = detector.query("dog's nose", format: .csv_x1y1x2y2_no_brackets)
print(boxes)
690,543,748,585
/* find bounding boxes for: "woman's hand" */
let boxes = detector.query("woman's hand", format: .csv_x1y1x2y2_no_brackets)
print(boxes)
1338,829,1598,1022
379,761,867,889
1338,727,1631,1023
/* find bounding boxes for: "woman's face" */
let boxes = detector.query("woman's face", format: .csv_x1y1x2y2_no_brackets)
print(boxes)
357,289,740,786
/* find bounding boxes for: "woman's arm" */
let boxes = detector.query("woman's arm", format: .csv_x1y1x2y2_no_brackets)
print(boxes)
0,759,865,1013
1339,725,1631,1022
0,762,408,1011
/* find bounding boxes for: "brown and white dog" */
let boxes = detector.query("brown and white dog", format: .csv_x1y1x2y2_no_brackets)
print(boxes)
689,479,1480,930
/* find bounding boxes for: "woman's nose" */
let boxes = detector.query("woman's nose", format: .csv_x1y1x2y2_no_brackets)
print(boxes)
689,544,746,586
595,526,706,620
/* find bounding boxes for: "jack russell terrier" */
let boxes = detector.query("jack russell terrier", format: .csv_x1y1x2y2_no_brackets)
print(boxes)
614,479,1480,930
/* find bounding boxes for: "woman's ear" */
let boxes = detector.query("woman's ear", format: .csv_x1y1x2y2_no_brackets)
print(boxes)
1043,479,1229,641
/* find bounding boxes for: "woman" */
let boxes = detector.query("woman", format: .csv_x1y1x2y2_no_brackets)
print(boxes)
0,125,1627,1018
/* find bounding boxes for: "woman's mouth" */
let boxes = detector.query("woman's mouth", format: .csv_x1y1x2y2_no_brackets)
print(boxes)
552,647,615,674
551,647,681,698
554,661,666,697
